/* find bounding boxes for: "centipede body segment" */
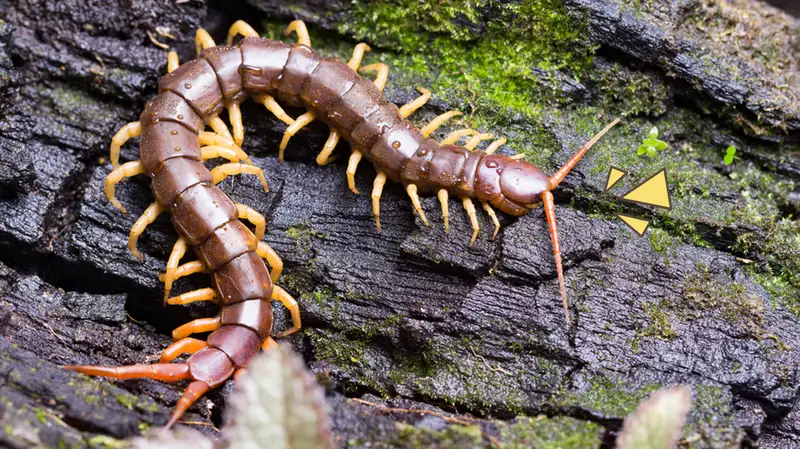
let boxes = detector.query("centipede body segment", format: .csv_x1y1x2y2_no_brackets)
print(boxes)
67,19,618,428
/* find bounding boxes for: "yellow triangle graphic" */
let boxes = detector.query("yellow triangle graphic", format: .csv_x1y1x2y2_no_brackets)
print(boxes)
622,169,671,209
605,167,626,191
618,215,650,236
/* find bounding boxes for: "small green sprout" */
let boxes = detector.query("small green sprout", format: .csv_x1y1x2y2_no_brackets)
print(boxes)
637,127,668,158
723,145,736,165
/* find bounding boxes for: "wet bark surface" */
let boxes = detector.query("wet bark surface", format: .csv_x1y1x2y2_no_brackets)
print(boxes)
0,0,798,448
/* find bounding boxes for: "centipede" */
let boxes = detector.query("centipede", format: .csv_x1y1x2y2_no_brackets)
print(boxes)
65,19,618,427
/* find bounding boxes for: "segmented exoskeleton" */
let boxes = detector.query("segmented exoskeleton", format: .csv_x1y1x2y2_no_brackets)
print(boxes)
66,19,618,427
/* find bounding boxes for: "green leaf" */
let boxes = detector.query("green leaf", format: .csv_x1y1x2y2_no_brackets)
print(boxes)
637,145,647,155
616,386,692,449
648,127,659,139
646,146,657,158
726,145,736,156
724,154,734,165
654,140,668,150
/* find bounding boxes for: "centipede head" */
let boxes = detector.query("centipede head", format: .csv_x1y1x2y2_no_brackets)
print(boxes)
487,118,621,324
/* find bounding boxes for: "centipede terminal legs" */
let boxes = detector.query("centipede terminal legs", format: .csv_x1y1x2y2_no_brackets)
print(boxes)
159,338,208,363
109,122,141,169
64,363,190,382
128,201,164,261
105,160,144,213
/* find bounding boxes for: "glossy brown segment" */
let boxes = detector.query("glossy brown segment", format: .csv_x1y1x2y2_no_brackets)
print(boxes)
186,347,235,388
159,58,225,119
349,103,401,149
220,299,274,339
239,37,290,94
139,121,201,173
327,78,384,139
140,91,204,133
276,45,321,99
171,183,238,245
151,158,213,205
207,325,261,368
201,46,247,103
195,220,258,271
212,251,273,305
302,58,358,112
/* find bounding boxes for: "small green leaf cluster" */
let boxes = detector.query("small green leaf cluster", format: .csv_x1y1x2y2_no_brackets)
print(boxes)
637,127,668,158
723,145,736,165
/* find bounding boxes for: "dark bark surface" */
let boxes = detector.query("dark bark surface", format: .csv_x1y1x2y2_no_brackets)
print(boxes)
0,0,798,448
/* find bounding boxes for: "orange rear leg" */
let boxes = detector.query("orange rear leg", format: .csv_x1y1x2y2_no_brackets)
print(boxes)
64,363,190,382
160,338,208,363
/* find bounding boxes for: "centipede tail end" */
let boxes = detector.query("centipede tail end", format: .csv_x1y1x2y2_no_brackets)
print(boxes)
541,191,569,324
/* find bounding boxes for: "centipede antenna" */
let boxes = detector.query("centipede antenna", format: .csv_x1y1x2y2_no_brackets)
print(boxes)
166,380,209,429
548,118,621,190
541,191,570,324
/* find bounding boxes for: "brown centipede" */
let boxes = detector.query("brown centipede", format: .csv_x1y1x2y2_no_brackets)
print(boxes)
65,19,618,427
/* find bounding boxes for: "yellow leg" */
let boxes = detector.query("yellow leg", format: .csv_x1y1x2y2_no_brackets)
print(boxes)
256,241,282,283
421,111,461,138
279,111,316,162
441,129,477,145
359,63,389,91
237,204,266,241
406,184,429,227
464,133,494,150
372,171,387,232
462,198,480,247
347,150,363,195
128,201,164,261
207,116,233,142
167,287,218,306
316,130,340,166
160,338,207,363
167,52,179,73
261,337,278,351
110,122,142,169
347,43,371,69
105,161,144,214
201,145,241,163
482,202,500,240
227,101,244,147
437,189,449,233
399,87,431,119
172,317,220,341
256,94,295,126
198,132,251,162
284,20,311,47
227,20,258,45
163,237,188,304
211,163,269,193
485,138,507,155
159,261,206,283
272,286,301,338
195,28,216,56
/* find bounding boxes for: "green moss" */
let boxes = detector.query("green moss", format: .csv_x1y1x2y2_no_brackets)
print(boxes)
87,435,126,449
648,227,675,255
33,408,48,424
678,266,765,339
555,376,661,417
393,422,483,449
499,416,603,449
640,302,677,340
590,63,670,117
286,224,326,254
